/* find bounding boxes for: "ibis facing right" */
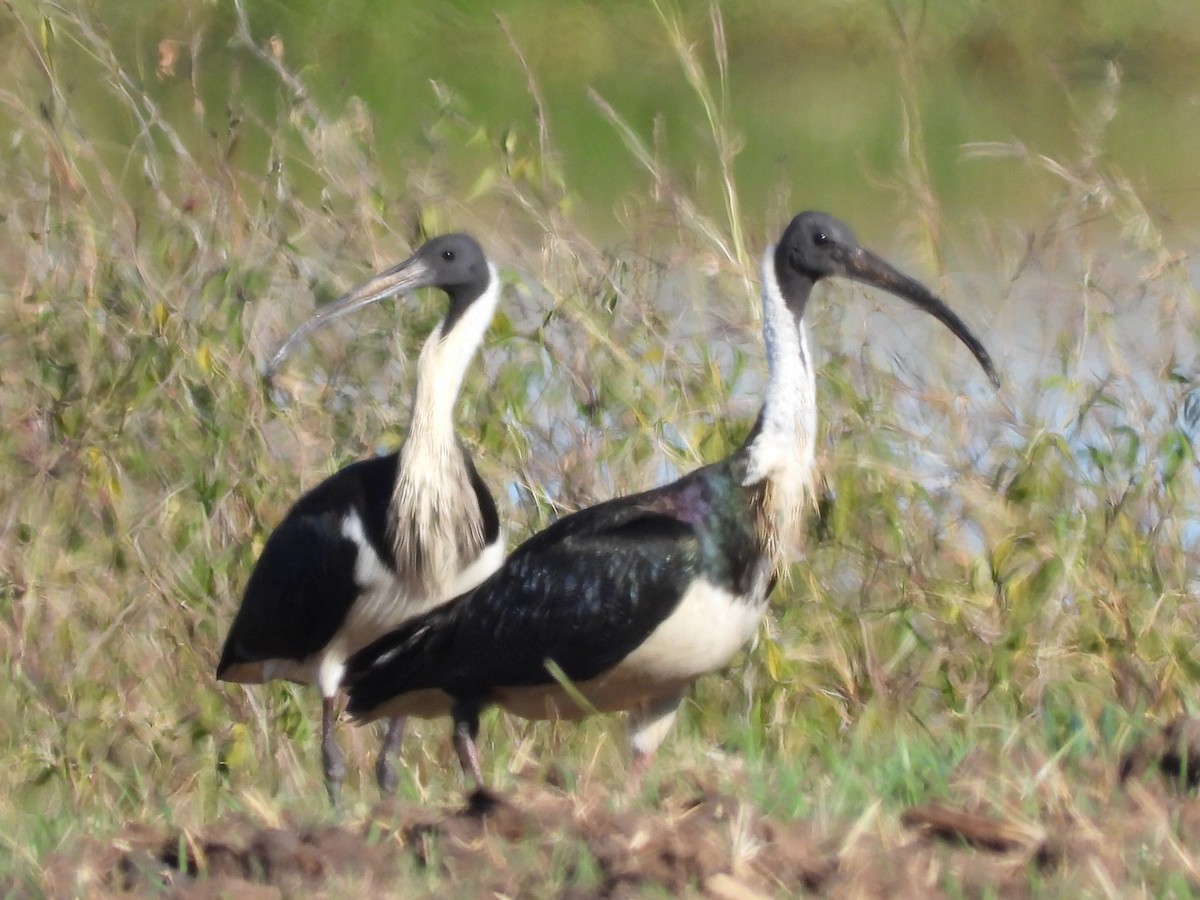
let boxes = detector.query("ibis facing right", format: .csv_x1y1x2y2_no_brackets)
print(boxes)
344,211,1000,788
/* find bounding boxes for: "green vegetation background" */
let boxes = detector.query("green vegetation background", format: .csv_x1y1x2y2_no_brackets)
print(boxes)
2,0,1200,893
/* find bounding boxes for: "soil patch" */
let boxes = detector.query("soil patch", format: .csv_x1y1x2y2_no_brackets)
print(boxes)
21,722,1200,897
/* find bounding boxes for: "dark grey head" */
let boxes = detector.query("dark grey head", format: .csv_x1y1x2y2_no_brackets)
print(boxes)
411,233,491,315
265,232,492,377
773,210,999,388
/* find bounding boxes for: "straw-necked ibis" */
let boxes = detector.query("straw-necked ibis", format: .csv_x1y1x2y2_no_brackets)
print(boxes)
343,212,998,788
217,234,506,803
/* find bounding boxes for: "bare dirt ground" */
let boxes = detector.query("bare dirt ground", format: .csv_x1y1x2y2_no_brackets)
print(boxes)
21,719,1200,898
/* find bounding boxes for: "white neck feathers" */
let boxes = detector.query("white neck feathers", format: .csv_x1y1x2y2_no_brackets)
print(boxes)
409,263,501,439
742,246,818,561
391,263,500,598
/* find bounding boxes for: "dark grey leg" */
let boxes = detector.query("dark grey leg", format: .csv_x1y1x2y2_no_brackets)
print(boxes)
451,700,484,788
321,695,346,806
375,715,406,795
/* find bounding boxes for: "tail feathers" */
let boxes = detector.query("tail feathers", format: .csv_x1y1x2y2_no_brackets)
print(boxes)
344,604,459,720
215,646,236,680
215,633,262,682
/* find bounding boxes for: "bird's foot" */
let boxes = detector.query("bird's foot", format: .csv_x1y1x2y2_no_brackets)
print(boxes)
626,750,654,800
376,758,398,797
451,701,485,789
375,716,406,796
322,697,347,807
323,756,346,807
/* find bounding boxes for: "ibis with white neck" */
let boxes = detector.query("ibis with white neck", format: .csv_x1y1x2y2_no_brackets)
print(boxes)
216,234,506,803
343,212,998,788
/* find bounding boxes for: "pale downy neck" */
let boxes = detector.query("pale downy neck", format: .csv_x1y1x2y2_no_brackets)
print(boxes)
391,264,500,599
741,245,818,565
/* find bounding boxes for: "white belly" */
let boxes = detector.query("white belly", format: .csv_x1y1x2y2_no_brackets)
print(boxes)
497,576,768,721
329,513,423,658
335,511,504,649
260,511,505,698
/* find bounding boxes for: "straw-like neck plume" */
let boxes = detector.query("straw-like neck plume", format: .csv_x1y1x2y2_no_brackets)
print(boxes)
391,264,500,598
740,245,818,566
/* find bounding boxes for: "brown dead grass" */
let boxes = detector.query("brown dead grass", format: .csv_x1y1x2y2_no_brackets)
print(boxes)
22,719,1200,898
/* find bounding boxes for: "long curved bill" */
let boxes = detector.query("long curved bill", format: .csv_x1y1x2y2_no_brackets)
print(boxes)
843,247,1000,388
264,254,435,377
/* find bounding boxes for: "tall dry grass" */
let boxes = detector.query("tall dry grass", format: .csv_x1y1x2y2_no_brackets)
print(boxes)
1,1,1198,894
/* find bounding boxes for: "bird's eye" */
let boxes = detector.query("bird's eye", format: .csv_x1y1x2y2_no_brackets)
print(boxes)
813,231,829,246
442,249,455,261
